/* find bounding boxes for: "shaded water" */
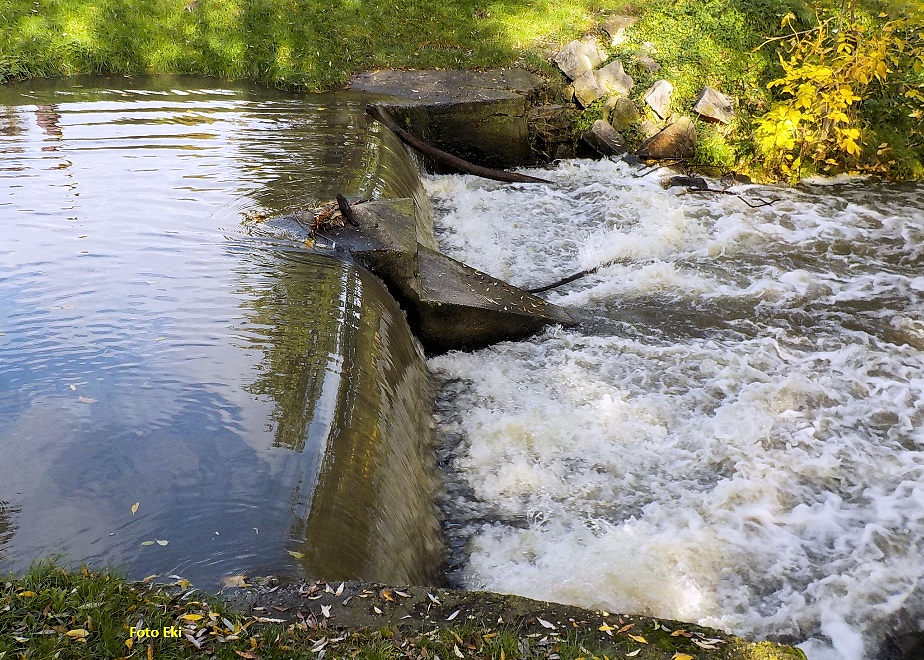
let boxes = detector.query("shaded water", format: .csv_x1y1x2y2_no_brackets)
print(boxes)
427,162,923,659
0,78,441,586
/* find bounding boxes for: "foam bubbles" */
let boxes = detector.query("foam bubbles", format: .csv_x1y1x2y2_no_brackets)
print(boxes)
427,160,924,658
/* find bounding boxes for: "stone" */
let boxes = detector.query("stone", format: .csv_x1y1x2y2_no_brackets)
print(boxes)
608,97,641,130
553,37,606,81
694,86,736,124
582,120,627,156
644,79,673,119
634,53,660,73
594,59,634,97
572,70,604,107
639,119,662,138
637,116,697,160
601,15,637,46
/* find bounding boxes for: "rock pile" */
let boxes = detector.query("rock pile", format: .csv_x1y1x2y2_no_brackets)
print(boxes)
551,16,737,161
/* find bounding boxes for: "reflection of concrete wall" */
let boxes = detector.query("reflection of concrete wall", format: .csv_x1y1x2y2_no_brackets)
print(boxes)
294,264,442,585
246,253,441,586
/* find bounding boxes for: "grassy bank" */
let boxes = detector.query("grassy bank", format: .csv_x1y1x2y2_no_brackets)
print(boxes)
2,563,806,659
0,1,921,176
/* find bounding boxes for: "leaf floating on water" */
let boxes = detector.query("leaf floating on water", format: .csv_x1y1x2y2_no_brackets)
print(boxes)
131,502,140,516
155,539,168,546
222,575,249,588
69,384,77,391
628,634,648,644
537,617,556,629
446,609,460,621
141,574,158,583
140,541,155,546
287,550,305,559
78,396,97,404
155,337,166,342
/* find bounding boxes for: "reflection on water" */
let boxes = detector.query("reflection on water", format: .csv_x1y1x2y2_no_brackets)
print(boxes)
0,77,441,586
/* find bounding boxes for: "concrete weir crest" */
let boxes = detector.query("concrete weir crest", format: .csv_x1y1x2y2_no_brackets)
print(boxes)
317,68,575,355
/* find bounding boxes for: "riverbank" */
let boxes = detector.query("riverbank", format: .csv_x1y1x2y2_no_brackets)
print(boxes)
2,563,806,659
1,1,921,180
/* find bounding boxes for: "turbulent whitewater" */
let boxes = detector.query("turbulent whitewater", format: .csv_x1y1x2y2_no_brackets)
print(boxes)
425,159,923,659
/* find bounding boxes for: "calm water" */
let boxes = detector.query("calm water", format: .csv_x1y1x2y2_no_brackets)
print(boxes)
427,163,923,659
0,77,441,587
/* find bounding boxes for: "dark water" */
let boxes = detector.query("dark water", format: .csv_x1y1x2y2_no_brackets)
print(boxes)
0,77,441,587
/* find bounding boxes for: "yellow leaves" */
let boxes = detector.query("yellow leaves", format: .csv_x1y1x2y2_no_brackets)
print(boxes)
222,575,249,588
672,654,694,660
65,628,90,640
17,590,37,597
130,502,140,516
180,613,204,621
125,636,134,649
627,634,648,644
286,550,305,559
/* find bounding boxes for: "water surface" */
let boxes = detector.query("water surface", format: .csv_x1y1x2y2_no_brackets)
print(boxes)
0,77,441,587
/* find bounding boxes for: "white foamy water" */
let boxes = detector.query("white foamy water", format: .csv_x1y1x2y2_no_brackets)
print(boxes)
425,159,924,659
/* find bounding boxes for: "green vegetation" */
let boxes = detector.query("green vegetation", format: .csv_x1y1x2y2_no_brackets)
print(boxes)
1,563,805,659
0,1,921,177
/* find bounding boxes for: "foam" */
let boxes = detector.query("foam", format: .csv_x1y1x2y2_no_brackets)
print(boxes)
427,160,924,658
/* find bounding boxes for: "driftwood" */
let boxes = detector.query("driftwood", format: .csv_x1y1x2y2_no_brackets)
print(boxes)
366,104,552,185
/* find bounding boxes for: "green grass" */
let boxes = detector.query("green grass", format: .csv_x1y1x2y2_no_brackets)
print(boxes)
1,563,806,659
0,0,624,90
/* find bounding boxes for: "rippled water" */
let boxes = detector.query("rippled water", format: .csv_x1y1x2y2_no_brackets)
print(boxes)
426,161,923,659
0,78,441,587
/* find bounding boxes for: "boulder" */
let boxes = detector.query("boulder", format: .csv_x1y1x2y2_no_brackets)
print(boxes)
637,116,697,160
644,79,673,119
595,59,634,97
694,86,736,124
582,120,627,156
634,53,660,73
572,70,604,107
608,97,641,130
639,118,662,138
553,37,606,81
601,15,638,46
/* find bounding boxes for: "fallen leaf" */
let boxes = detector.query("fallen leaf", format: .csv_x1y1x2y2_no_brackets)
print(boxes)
222,575,249,588
125,637,134,649
234,651,260,659
78,396,97,404
670,629,688,637
628,635,648,644
380,588,395,602
141,574,158,583
65,629,89,639
335,582,344,596
537,617,557,630
626,651,640,657
598,623,615,634
617,623,635,634
180,614,203,621
446,609,460,621
672,654,694,660
17,590,37,597
287,550,305,559
453,644,464,658
320,605,331,618
131,502,140,516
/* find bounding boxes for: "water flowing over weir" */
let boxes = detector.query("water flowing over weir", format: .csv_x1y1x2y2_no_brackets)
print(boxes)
426,161,924,659
0,78,442,586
